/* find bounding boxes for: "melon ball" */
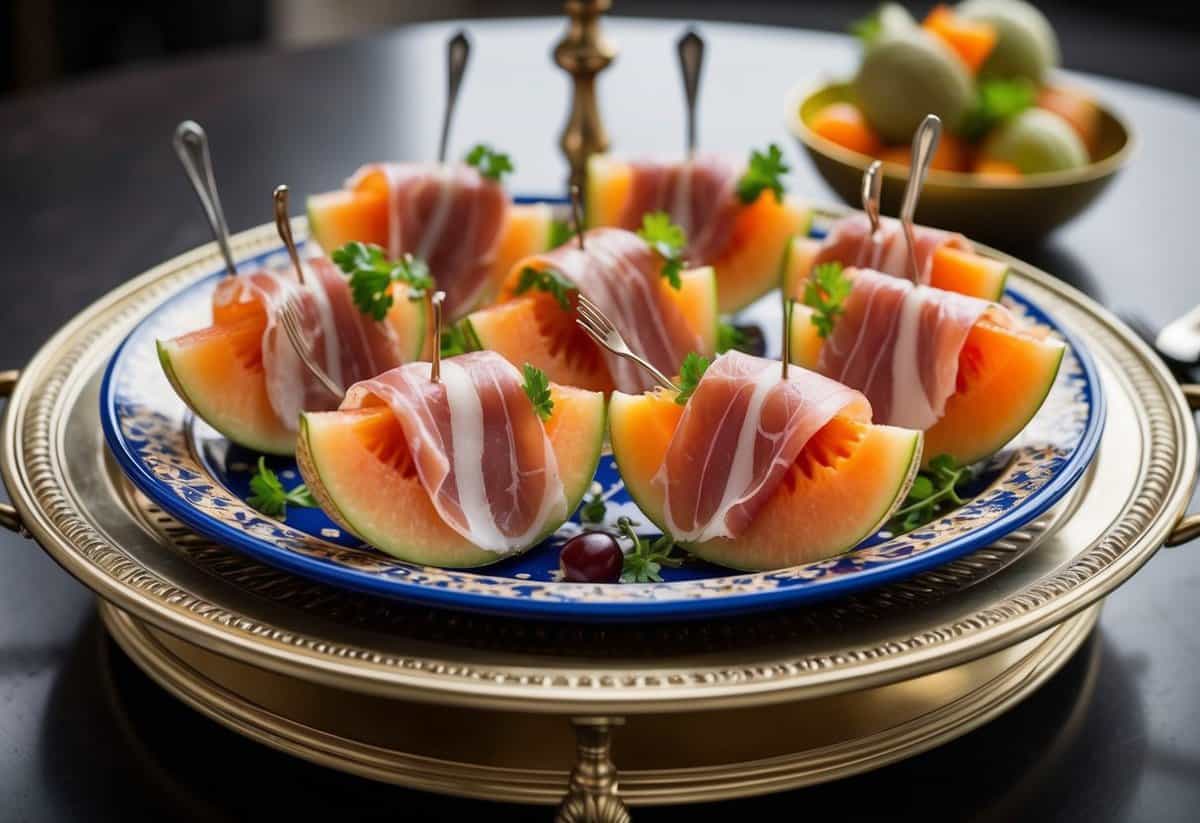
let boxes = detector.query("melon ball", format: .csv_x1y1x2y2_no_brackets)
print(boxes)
981,108,1088,174
958,0,1060,83
854,28,973,143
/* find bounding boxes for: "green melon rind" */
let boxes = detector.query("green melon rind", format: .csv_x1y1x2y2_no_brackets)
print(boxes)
297,392,607,567
685,265,720,355
156,338,295,456
389,291,428,361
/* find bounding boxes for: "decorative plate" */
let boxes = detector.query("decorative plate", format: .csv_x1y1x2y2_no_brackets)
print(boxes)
99,216,1104,621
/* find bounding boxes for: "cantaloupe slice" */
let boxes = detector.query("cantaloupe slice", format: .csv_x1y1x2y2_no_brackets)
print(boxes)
297,384,606,566
462,266,719,392
585,154,811,312
609,389,921,570
781,235,1008,302
788,304,1063,467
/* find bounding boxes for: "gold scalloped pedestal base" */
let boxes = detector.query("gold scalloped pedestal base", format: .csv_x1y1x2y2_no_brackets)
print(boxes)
101,601,1099,809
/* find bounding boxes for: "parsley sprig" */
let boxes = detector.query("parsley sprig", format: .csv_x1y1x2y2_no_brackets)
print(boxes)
331,242,434,321
736,143,789,204
887,454,972,533
617,517,683,583
548,218,577,249
513,266,576,311
637,211,687,289
959,78,1037,142
580,481,607,524
247,457,318,518
803,262,853,338
674,352,711,405
717,321,745,353
521,363,554,421
440,322,474,358
464,143,515,182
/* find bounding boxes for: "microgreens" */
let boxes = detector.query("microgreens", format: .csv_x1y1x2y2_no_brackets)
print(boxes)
886,454,972,533
464,143,515,182
521,362,554,421
803,261,853,338
513,266,576,312
637,210,687,289
580,481,607,524
331,242,434,321
674,351,711,406
736,143,789,204
247,457,318,518
616,516,683,583
959,78,1036,141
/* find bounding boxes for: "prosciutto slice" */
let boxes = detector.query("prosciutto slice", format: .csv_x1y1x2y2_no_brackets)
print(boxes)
517,227,703,394
818,269,1014,430
814,213,971,285
340,351,567,553
616,155,742,263
347,163,509,318
654,351,872,543
213,257,404,431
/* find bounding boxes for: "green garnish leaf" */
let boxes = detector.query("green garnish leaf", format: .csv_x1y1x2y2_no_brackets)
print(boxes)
513,266,576,312
580,481,607,524
332,242,434,320
736,143,789,204
548,218,577,249
247,457,318,518
886,454,973,533
717,321,746,353
637,210,687,290
850,10,883,45
617,517,683,583
440,322,473,358
521,362,554,421
464,143,515,182
959,78,1036,142
803,261,853,339
675,352,711,406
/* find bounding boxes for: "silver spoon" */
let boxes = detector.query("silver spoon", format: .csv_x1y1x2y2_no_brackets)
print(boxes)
173,120,237,277
437,31,471,164
861,159,883,236
272,185,306,285
676,28,704,158
570,183,586,251
899,114,942,282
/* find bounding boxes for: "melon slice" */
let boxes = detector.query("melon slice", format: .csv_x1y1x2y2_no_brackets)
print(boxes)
297,384,606,566
781,236,1008,302
609,389,921,570
307,174,553,314
461,266,719,392
585,154,810,313
158,283,427,456
788,305,1064,467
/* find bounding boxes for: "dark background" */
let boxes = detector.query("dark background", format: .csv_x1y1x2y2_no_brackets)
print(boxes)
4,1,1200,100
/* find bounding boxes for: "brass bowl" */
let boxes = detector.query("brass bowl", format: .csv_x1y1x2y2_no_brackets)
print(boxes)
785,81,1135,244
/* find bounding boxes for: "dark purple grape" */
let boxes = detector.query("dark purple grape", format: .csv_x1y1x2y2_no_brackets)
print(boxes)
559,531,623,583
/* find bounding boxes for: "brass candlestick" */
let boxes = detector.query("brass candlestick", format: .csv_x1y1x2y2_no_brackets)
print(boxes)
554,0,616,190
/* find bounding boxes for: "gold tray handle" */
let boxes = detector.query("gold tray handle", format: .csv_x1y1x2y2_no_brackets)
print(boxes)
1165,383,1200,547
0,368,30,537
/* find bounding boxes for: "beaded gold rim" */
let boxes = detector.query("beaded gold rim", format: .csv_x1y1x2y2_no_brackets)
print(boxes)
1,215,1194,713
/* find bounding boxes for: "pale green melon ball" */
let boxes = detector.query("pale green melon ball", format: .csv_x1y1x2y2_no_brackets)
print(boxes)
982,108,1088,173
959,0,1060,83
854,29,974,143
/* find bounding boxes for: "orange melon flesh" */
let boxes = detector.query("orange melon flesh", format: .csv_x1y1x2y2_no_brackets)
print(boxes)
584,155,811,313
298,384,606,566
157,316,295,455
462,266,718,392
782,236,1007,302
788,306,1064,467
609,389,921,570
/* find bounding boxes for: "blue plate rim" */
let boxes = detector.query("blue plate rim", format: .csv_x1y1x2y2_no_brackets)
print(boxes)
99,206,1105,622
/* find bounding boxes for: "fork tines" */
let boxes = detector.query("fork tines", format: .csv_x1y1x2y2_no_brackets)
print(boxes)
278,299,344,399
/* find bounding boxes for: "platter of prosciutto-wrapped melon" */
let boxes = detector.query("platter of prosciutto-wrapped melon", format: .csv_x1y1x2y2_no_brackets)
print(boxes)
98,120,1102,620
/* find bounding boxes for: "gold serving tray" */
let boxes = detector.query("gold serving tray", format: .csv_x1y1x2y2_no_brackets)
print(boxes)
1,220,1196,818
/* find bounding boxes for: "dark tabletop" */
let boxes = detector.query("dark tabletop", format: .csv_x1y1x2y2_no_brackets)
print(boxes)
1,17,1199,823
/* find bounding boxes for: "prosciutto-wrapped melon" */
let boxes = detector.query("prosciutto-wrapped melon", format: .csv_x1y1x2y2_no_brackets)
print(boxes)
781,214,1010,302
789,269,1063,467
463,227,718,393
157,259,427,455
609,351,922,571
306,163,554,319
586,154,810,312
297,351,606,566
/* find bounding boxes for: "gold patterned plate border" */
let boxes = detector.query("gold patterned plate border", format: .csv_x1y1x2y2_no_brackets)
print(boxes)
1,216,1196,714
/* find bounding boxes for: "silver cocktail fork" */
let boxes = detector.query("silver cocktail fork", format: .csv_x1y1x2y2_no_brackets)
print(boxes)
574,294,680,391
